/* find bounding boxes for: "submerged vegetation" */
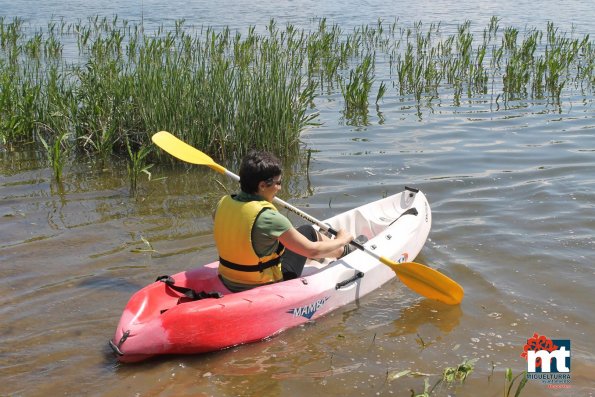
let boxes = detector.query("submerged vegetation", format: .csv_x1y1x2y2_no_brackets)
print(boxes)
388,359,528,397
0,15,593,184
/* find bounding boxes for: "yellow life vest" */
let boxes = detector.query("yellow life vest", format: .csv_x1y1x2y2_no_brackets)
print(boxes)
214,195,284,285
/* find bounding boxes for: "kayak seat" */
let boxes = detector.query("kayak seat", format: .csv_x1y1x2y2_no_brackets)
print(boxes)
340,235,369,258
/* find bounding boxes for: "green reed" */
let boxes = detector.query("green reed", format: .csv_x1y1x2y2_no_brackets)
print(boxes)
1,16,594,176
341,54,374,118
503,368,528,397
1,16,321,164
125,136,153,195
38,127,70,182
306,18,347,92
503,29,541,99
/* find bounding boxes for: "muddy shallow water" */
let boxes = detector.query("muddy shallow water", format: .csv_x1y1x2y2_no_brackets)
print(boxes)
1,0,595,396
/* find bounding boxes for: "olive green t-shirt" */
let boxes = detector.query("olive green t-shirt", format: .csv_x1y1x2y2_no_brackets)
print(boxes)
233,192,293,257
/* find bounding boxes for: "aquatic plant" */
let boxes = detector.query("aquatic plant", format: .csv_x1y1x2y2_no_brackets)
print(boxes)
504,368,528,397
386,359,530,397
0,15,593,166
37,128,70,182
441,358,477,384
1,16,321,163
387,358,476,396
125,137,153,195
341,54,375,123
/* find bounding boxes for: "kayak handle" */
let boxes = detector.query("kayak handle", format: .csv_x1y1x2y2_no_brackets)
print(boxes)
335,271,364,289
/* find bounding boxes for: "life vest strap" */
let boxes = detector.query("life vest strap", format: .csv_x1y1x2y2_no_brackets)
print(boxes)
218,256,281,272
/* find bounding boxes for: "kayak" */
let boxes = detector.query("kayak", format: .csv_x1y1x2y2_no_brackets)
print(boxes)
109,186,431,362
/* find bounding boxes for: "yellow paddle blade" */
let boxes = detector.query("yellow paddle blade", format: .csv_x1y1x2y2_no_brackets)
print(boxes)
151,131,226,174
380,258,464,305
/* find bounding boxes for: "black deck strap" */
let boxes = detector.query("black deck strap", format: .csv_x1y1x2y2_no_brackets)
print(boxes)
388,207,418,227
156,275,223,301
218,256,280,272
335,271,364,289
405,186,420,193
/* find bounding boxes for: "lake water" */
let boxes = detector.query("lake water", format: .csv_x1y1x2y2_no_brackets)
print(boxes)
1,0,594,396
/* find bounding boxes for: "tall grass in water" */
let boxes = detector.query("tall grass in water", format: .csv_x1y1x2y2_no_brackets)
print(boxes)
1,15,594,176
341,54,375,124
386,18,593,107
38,128,69,182
0,17,319,164
125,136,153,195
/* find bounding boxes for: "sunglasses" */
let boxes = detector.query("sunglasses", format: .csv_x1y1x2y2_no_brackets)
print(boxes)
265,177,282,186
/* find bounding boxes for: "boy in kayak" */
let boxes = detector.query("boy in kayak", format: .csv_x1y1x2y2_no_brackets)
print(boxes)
214,150,353,292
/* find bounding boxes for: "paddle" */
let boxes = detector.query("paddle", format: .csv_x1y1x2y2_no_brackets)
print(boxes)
151,131,464,305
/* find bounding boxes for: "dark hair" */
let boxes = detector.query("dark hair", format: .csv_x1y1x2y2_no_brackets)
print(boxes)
239,150,282,194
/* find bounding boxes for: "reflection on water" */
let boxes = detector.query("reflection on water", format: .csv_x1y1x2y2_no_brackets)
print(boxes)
1,1,594,396
386,299,463,338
